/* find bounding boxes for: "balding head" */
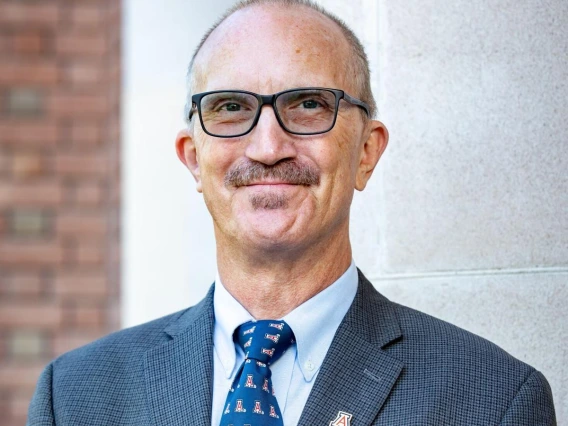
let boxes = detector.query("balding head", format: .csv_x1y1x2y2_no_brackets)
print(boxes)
185,0,376,122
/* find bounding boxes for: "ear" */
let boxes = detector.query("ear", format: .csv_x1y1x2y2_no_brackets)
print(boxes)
355,120,389,191
175,128,202,193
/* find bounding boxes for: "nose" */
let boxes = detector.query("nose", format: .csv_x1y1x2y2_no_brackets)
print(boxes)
244,105,297,165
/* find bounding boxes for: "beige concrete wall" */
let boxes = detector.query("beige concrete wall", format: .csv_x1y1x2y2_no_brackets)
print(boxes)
319,0,568,422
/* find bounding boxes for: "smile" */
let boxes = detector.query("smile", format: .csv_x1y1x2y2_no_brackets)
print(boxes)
245,181,298,186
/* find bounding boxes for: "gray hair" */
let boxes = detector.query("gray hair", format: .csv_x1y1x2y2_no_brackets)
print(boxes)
184,0,376,123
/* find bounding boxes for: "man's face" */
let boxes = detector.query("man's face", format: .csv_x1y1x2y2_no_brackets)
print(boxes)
177,6,387,255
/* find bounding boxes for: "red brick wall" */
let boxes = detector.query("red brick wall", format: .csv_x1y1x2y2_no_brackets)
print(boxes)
0,1,121,424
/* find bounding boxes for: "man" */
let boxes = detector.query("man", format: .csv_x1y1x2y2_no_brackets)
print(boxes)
27,0,556,425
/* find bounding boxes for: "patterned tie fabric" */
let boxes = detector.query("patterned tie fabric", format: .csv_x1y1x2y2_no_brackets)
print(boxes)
220,320,295,426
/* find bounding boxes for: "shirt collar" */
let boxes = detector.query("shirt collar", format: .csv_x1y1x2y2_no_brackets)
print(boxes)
212,261,358,381
213,276,254,378
282,261,358,381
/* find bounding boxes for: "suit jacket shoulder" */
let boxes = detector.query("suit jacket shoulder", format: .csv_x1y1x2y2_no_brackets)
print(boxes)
390,298,535,376
302,271,556,426
56,307,183,364
27,287,216,426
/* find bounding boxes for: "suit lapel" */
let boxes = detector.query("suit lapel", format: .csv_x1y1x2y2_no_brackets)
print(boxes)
144,286,215,426
298,271,404,426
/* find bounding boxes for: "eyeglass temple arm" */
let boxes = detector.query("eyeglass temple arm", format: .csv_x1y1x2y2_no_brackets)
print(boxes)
343,93,370,117
188,102,197,121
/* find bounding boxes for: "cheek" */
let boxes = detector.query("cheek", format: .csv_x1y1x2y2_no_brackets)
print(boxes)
303,141,355,217
198,138,238,181
196,144,235,208
323,131,360,185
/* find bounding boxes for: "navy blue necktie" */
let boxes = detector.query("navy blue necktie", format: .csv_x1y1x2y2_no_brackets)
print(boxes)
220,320,294,426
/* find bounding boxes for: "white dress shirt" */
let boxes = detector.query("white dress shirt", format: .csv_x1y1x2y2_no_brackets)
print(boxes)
211,261,358,426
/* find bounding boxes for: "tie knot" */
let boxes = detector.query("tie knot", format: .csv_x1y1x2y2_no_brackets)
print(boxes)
236,320,294,365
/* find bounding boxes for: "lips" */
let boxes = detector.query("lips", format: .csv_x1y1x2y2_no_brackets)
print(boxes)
245,181,296,186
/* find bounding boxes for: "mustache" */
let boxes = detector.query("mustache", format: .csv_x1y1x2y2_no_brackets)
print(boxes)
224,160,320,187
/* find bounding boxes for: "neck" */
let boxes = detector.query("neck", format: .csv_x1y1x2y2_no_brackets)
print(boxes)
216,230,352,319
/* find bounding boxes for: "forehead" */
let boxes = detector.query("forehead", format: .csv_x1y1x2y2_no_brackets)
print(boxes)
193,5,353,94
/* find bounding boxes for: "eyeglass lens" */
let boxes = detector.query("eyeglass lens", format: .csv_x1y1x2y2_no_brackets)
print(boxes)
199,89,337,136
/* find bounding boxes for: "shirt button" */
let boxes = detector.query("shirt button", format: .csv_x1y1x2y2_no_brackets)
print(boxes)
305,360,314,371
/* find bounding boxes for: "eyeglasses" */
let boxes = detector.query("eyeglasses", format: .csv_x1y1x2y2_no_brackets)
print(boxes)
189,87,370,138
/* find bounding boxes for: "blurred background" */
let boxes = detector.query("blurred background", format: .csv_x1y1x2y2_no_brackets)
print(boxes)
0,0,566,425
1,1,120,424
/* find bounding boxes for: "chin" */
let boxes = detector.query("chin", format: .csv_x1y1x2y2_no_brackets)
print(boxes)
237,213,305,249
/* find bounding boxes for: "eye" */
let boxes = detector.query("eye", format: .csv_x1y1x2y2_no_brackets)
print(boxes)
223,103,242,112
302,99,320,109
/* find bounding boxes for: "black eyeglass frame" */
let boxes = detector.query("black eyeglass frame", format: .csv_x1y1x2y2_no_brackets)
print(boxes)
189,87,370,138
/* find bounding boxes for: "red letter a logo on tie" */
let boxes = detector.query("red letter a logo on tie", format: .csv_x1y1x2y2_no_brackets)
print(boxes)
330,411,353,426
244,374,256,388
253,400,263,414
269,405,279,418
235,399,246,413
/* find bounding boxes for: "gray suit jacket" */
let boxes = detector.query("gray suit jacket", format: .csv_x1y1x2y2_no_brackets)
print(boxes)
27,271,556,425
